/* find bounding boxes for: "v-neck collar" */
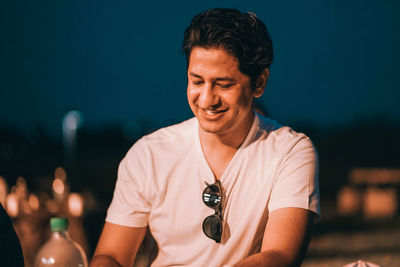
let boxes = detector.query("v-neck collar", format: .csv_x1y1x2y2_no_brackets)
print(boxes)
194,111,259,185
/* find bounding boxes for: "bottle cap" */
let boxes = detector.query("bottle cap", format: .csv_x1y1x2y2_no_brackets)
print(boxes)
50,217,69,232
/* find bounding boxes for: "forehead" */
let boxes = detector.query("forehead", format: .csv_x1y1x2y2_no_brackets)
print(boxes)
188,47,242,77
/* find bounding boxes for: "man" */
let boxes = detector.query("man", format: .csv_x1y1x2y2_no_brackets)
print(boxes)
91,8,320,267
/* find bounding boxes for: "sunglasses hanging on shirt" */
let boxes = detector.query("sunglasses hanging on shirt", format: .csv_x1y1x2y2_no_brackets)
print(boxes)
202,179,223,243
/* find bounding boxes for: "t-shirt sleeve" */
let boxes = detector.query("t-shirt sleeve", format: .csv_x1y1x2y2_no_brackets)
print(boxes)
268,135,320,221
106,141,152,227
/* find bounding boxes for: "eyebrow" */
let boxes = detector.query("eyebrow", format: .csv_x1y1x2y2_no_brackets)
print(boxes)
189,72,236,82
189,73,202,79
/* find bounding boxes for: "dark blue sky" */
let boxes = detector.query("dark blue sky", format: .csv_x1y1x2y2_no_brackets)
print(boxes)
1,0,400,139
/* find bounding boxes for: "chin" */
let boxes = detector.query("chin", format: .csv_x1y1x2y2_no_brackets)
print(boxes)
197,119,229,134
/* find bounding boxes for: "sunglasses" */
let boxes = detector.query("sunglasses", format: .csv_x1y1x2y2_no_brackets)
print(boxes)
202,180,223,243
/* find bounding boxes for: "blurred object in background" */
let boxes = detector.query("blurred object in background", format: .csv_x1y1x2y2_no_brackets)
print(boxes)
350,168,400,185
343,259,380,267
28,194,40,211
337,186,362,216
34,217,88,267
67,193,89,254
52,167,69,203
1,168,92,267
337,168,400,219
6,191,19,218
304,217,400,266
63,110,84,166
68,193,84,217
364,187,397,219
5,176,47,266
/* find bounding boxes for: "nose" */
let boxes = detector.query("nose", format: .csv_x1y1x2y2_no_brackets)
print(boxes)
197,83,220,109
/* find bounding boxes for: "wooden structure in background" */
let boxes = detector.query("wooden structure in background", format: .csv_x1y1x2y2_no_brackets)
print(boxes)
337,168,400,218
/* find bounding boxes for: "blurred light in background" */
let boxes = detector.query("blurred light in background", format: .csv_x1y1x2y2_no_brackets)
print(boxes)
6,193,18,217
52,167,69,202
28,194,40,211
337,168,400,219
2,167,91,266
62,110,84,165
52,179,65,195
68,193,84,217
63,110,83,131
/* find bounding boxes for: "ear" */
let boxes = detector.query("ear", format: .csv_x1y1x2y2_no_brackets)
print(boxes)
253,68,270,98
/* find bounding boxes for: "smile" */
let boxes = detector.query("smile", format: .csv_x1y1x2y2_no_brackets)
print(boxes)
198,108,228,121
203,108,228,115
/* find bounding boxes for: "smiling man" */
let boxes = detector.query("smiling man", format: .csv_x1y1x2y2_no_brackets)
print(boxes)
91,8,320,267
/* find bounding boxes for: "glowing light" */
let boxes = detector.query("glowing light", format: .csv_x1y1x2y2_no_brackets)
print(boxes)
28,194,40,210
62,110,83,131
53,178,65,194
62,111,83,164
6,193,18,217
68,193,84,217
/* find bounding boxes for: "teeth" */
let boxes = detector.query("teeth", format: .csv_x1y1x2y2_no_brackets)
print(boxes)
205,110,218,115
204,109,224,115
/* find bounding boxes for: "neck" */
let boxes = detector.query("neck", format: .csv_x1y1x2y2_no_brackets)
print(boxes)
198,112,255,180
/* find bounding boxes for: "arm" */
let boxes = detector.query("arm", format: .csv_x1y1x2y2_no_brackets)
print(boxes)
234,207,315,267
90,222,147,267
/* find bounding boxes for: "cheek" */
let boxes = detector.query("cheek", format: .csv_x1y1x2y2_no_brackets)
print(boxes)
187,86,198,105
239,89,255,105
221,91,252,108
242,94,254,106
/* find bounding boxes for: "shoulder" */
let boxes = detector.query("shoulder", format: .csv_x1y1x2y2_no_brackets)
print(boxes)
116,117,197,183
125,117,197,159
255,113,314,152
141,117,196,143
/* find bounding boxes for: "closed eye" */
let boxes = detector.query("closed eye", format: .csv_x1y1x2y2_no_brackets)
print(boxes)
217,83,234,89
193,80,204,85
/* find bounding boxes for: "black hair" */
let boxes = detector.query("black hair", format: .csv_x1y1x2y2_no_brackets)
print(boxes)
182,8,273,88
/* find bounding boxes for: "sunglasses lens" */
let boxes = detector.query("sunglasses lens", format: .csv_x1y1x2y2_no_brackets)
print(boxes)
202,181,223,242
203,184,221,207
202,215,222,242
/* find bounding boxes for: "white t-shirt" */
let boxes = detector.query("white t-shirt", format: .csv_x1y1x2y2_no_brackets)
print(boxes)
106,113,320,267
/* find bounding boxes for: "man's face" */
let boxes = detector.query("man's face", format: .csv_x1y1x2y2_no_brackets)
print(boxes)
187,47,264,137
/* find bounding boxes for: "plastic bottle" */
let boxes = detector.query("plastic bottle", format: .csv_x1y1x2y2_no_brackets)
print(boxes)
34,217,88,267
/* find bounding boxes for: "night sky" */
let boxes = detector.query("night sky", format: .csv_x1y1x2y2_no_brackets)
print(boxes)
1,0,400,140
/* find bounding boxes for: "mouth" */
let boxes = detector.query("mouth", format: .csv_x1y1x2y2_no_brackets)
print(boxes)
203,108,228,115
198,107,228,120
